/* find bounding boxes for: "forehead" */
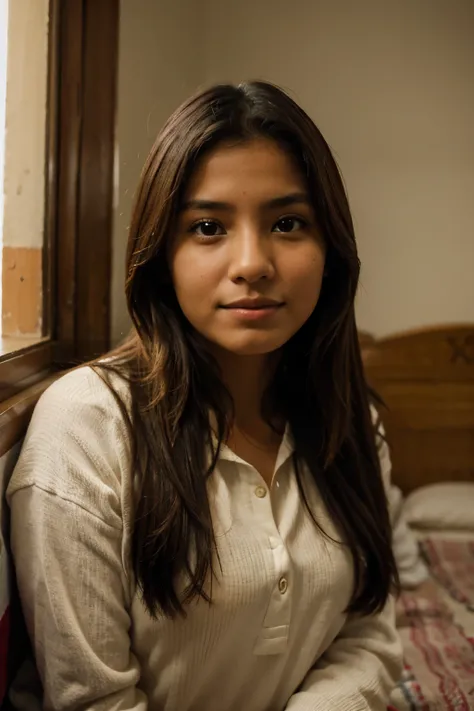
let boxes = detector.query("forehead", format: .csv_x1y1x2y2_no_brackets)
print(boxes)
184,138,306,199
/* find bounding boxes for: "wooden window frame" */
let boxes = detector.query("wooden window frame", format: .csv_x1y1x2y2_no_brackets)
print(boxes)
0,0,119,452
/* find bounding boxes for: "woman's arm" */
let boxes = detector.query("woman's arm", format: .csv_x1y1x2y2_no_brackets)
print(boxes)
284,409,405,710
374,413,429,588
10,489,147,711
7,369,147,711
285,597,402,711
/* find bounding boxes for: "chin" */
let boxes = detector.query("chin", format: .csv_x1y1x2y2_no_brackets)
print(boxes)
217,336,288,357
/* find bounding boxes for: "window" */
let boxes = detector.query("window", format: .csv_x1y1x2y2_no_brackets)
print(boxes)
0,0,50,355
0,0,118,388
0,0,118,407
0,0,7,325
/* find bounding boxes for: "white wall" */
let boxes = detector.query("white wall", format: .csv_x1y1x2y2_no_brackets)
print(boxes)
112,0,203,344
113,0,474,340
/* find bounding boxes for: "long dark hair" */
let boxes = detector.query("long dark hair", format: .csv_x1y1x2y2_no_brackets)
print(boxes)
95,81,398,619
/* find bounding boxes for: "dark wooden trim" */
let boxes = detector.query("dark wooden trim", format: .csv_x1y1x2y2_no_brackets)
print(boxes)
42,0,60,339
0,372,62,458
0,0,118,405
76,0,118,361
54,0,118,364
0,342,56,403
54,0,84,363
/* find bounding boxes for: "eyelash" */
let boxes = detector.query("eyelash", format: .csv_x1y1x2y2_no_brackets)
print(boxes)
188,218,225,237
188,215,309,238
273,215,308,233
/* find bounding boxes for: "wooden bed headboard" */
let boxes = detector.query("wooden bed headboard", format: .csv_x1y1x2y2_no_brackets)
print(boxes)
363,324,474,495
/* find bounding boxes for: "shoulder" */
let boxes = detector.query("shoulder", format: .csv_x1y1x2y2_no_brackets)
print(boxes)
7,366,133,522
25,366,132,456
34,364,130,419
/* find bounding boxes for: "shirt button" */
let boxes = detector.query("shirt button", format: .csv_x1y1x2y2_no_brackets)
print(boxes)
278,577,288,594
254,486,267,499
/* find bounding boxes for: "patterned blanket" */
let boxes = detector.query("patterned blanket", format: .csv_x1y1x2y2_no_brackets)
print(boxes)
391,537,474,711
421,539,474,612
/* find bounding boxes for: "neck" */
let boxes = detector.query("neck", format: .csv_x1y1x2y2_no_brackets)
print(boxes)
214,350,276,431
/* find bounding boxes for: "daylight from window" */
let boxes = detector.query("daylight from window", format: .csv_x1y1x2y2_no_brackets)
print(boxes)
0,0,9,334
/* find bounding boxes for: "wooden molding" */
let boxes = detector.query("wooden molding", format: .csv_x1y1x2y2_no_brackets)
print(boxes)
54,0,84,362
364,324,474,494
0,1,118,418
0,341,55,402
42,0,60,339
54,0,119,363
0,371,61,458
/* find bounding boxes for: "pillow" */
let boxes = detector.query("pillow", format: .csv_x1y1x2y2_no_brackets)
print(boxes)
404,482,474,531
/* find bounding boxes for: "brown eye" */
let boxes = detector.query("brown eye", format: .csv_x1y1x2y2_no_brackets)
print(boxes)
192,220,226,237
273,216,306,233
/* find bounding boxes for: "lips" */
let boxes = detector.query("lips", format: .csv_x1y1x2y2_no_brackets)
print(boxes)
221,298,284,310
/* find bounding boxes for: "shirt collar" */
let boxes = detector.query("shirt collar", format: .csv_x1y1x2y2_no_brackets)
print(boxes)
214,423,295,473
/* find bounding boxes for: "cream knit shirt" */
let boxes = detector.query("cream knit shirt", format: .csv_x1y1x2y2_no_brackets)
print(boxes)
7,368,402,711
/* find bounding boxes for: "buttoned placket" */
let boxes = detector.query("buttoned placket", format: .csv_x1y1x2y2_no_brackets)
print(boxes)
217,428,295,655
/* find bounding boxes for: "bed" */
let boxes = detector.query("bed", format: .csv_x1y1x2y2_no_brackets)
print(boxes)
362,324,474,711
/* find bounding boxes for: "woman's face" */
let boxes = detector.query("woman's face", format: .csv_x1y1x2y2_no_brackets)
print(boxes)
169,138,326,357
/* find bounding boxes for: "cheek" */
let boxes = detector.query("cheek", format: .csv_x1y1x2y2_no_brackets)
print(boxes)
284,247,326,305
171,248,221,309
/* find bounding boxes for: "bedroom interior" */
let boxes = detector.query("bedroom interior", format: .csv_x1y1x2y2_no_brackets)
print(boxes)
0,1,472,709
362,325,474,710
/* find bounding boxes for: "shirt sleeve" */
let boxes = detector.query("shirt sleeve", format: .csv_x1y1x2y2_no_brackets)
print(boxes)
284,408,405,710
285,597,402,711
375,413,429,588
7,369,147,711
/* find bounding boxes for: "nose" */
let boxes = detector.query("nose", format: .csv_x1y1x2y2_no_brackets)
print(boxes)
227,228,275,285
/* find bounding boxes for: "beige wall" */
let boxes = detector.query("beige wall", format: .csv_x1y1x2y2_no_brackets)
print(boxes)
2,0,49,249
1,0,49,337
202,0,474,337
113,0,474,341
112,0,202,344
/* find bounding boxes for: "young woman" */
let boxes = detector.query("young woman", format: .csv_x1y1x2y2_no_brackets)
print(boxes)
7,82,402,710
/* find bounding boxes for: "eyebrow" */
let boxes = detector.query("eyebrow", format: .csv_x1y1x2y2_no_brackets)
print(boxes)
180,192,310,212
